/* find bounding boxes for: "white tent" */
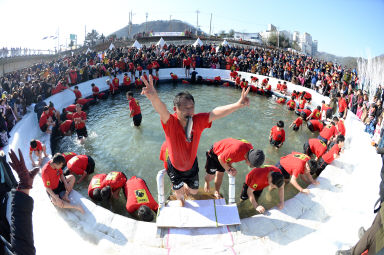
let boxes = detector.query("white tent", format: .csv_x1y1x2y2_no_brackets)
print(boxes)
86,48,92,53
192,37,204,47
221,40,230,47
156,37,167,47
108,43,115,50
132,40,142,49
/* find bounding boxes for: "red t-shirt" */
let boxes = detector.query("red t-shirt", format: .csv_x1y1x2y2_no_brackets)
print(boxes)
101,171,127,192
88,174,107,199
112,78,119,87
62,151,77,164
66,104,76,113
76,98,93,106
42,160,63,190
92,86,99,95
129,98,141,116
322,144,341,164
213,138,253,164
59,120,73,134
245,166,281,191
310,120,324,132
270,126,285,142
123,76,131,86
39,112,48,128
338,98,347,113
73,90,82,99
308,138,327,158
280,152,310,177
123,176,159,213
30,140,42,152
162,113,212,171
294,117,303,127
311,109,321,120
319,124,337,140
287,100,296,109
72,111,87,129
337,120,346,136
67,155,89,175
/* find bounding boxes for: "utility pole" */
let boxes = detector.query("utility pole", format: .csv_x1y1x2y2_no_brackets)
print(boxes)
128,10,132,38
209,13,212,36
145,12,148,33
169,15,172,32
84,25,86,45
196,10,200,36
277,29,279,48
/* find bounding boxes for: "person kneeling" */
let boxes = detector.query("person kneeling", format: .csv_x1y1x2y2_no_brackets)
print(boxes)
66,154,95,184
123,176,158,222
241,165,285,214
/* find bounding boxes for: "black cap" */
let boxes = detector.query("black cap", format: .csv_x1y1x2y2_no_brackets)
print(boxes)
247,149,265,168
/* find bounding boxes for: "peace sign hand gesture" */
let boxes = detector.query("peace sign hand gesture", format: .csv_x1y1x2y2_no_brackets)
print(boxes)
141,75,157,100
9,149,39,190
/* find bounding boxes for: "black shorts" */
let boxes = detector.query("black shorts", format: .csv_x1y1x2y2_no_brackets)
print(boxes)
40,124,48,133
148,69,153,75
76,127,88,139
318,135,328,143
240,183,263,201
205,147,225,175
270,138,282,147
303,142,313,156
307,122,314,132
86,156,95,174
48,181,66,198
166,158,199,190
275,162,291,179
185,65,191,70
293,125,299,131
339,111,345,118
133,113,142,126
155,68,159,72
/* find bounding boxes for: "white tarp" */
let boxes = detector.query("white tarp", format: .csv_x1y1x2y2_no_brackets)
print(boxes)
132,40,142,49
108,43,115,50
192,37,204,47
156,37,167,47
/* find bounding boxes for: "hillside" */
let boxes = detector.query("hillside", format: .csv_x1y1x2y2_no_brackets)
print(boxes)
315,51,358,69
112,20,202,38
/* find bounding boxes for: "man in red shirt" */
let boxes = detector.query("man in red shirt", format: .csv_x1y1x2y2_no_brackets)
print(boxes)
241,165,284,213
204,138,265,199
112,74,120,91
307,106,322,120
307,119,324,133
91,83,100,100
269,121,285,148
286,96,296,111
123,176,159,222
122,73,131,91
39,106,55,134
317,135,345,175
42,153,84,213
276,152,319,194
141,75,251,206
318,117,339,143
88,173,106,201
100,171,127,199
303,138,328,160
337,93,348,119
183,57,191,78
72,104,87,142
126,91,142,126
67,154,95,184
29,139,48,167
337,118,346,136
68,85,82,100
290,114,304,131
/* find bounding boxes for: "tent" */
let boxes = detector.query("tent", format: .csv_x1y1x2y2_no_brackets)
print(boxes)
192,37,204,47
108,43,115,50
86,48,92,53
156,37,167,47
221,40,230,47
132,40,142,49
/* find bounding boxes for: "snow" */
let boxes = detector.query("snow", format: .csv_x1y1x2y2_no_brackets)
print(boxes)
5,68,381,254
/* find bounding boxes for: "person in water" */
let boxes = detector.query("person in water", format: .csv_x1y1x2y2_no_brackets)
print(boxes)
141,74,250,207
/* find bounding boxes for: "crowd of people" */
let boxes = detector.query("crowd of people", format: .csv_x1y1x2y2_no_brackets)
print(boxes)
0,41,383,255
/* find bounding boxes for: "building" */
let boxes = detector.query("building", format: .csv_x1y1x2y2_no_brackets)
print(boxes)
233,32,262,43
312,40,318,55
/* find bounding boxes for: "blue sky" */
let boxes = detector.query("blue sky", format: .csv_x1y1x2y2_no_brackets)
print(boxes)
0,0,383,58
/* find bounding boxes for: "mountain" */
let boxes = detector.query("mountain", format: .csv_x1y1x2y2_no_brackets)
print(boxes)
111,20,203,39
315,51,358,69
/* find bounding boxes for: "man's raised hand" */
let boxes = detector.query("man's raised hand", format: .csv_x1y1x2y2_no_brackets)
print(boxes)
141,75,157,100
238,87,250,107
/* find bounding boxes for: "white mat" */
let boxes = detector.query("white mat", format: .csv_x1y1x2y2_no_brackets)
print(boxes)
156,199,241,228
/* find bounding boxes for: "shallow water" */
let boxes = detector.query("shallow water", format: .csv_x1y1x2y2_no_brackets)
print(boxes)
56,83,317,217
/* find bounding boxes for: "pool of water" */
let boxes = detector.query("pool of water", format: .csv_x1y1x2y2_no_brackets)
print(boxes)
56,83,317,218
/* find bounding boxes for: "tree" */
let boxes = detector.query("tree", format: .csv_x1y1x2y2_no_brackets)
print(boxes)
267,32,291,49
219,30,227,38
85,29,99,46
68,40,74,49
228,29,235,38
